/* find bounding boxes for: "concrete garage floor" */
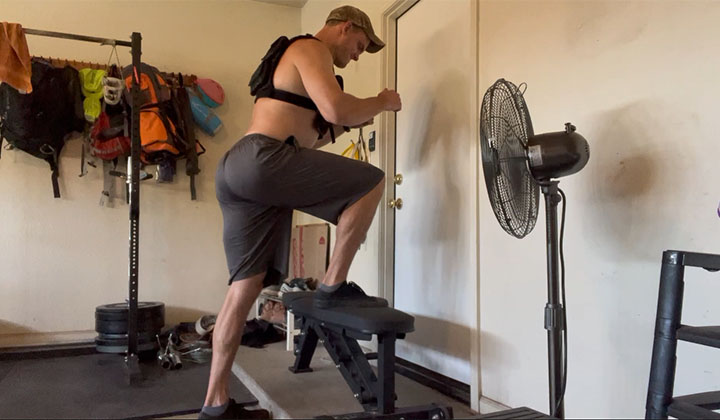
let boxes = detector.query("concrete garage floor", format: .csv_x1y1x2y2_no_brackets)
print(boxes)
224,341,478,419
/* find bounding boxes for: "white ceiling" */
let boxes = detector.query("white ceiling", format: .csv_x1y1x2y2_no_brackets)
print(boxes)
251,0,308,8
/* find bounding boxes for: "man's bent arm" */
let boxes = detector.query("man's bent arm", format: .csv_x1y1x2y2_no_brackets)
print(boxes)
294,41,386,127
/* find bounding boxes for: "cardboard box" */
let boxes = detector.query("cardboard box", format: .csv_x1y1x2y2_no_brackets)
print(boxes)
288,223,330,287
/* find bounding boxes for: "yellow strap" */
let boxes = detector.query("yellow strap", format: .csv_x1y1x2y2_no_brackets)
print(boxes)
342,131,370,162
342,142,355,158
355,128,368,162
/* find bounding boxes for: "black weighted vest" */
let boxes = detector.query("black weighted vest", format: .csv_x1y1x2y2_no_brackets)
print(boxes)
249,34,344,142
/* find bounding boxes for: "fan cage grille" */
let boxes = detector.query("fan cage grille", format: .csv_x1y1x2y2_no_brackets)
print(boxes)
480,79,539,238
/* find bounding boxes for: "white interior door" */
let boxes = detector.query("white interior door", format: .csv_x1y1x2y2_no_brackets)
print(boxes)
393,0,476,384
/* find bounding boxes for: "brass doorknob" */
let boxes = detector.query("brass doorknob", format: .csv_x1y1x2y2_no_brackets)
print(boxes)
388,198,403,210
394,174,403,185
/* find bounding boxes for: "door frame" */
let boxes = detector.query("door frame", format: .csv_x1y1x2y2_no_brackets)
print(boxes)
377,0,481,412
377,0,418,309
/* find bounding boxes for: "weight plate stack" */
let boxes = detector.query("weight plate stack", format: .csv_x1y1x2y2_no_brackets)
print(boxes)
94,302,165,354
94,334,157,354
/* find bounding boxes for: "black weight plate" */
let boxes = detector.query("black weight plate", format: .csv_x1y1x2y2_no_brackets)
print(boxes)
95,312,165,323
97,331,157,339
95,341,156,354
95,302,164,321
95,317,164,334
97,332,157,342
96,302,164,314
95,309,163,322
95,335,155,346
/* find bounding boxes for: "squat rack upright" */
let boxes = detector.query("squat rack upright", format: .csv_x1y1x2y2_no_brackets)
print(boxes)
23,28,145,384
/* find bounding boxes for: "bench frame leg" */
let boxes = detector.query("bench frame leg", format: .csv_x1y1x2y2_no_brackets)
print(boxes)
289,317,319,373
314,320,388,413
377,333,395,414
289,314,453,419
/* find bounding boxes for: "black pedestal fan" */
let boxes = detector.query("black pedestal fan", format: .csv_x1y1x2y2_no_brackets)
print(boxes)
479,78,590,418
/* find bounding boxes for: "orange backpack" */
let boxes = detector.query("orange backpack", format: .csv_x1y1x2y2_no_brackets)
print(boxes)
122,63,180,163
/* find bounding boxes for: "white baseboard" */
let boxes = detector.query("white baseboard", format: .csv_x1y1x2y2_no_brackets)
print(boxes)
0,330,96,348
479,395,511,414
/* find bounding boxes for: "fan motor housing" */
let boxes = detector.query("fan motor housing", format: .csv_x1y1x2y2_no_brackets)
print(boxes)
527,125,589,181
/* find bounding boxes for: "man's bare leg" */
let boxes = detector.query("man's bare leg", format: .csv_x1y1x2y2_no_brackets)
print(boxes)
322,177,385,287
203,272,265,407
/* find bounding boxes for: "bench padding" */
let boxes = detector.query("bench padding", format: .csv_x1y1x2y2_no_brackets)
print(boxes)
283,292,414,335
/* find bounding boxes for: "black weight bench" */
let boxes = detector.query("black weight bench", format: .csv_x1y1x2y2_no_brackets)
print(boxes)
283,292,454,420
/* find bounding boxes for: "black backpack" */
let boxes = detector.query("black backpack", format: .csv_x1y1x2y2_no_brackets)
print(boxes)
173,83,203,200
0,59,85,197
249,34,317,97
158,80,205,200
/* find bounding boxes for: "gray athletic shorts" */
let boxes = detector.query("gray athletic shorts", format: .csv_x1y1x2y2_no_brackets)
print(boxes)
215,133,385,287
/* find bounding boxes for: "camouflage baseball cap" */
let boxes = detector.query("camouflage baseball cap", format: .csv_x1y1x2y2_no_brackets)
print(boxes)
326,5,385,53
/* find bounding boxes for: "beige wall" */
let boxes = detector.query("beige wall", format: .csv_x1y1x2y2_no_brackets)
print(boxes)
478,1,720,417
0,1,301,337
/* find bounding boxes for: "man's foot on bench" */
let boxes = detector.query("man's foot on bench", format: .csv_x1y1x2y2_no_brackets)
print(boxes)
198,399,271,419
314,281,388,309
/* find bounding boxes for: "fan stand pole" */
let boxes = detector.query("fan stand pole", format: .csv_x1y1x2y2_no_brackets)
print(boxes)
541,180,565,419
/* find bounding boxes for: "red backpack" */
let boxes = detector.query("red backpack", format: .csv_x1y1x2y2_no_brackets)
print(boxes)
90,108,130,161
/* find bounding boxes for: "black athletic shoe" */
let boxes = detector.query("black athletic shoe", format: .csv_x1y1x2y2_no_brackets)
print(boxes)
313,282,388,309
197,399,271,420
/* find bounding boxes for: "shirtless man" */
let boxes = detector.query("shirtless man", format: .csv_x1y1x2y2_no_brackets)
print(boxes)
199,5,402,419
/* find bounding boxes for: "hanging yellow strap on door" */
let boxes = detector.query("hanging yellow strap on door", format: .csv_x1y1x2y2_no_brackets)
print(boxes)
341,127,369,162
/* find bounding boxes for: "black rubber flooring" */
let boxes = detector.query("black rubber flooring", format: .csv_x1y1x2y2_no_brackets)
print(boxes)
0,351,256,419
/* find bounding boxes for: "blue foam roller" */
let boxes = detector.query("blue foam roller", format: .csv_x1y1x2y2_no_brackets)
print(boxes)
188,89,223,136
